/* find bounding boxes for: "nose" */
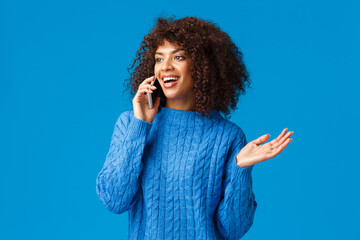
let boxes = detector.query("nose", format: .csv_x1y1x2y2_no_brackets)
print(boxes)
161,58,174,71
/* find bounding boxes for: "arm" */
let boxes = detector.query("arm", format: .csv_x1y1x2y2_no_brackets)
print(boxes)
214,128,293,239
96,111,152,214
214,134,257,240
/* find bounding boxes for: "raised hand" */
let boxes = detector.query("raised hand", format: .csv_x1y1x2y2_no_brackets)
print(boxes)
236,128,294,168
132,76,161,123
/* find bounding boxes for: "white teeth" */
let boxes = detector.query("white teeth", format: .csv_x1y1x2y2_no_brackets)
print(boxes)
163,77,179,82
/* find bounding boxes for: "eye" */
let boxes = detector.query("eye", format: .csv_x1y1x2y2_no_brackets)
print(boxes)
175,56,185,60
155,57,163,62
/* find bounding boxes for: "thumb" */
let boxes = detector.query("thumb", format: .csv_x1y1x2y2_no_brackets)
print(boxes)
252,134,270,145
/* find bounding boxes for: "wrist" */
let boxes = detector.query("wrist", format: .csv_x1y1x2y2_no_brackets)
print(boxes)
236,154,249,168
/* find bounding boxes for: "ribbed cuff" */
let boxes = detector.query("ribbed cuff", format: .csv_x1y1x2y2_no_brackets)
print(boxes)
235,165,254,183
125,115,152,141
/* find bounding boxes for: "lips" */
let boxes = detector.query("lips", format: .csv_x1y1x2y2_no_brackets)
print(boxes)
162,76,179,82
161,75,179,88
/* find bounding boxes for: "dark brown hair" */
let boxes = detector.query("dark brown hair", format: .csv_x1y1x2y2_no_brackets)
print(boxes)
126,16,251,118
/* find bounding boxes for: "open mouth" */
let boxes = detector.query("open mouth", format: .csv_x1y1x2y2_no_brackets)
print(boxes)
162,76,179,88
163,77,179,83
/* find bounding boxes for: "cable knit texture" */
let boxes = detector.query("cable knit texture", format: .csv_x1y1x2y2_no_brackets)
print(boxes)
96,106,257,240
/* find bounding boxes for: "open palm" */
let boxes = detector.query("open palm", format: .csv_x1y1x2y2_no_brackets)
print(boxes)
236,128,294,168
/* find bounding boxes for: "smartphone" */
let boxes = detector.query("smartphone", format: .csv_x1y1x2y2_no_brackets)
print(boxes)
147,77,162,109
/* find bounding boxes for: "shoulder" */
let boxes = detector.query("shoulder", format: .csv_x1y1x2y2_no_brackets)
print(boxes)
226,120,246,151
214,116,248,157
116,110,134,123
112,110,135,132
214,113,246,141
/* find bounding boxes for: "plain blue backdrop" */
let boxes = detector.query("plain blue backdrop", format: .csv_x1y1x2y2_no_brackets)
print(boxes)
1,0,359,239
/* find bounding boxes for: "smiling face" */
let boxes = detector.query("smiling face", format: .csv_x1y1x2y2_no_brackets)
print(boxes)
154,40,195,111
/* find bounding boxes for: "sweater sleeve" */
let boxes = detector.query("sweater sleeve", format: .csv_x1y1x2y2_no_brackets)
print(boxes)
214,132,257,240
96,111,152,214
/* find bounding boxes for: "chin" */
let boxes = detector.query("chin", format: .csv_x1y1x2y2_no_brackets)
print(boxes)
163,94,178,100
162,89,179,99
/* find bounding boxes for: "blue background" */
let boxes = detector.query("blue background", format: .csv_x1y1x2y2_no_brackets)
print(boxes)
1,0,359,239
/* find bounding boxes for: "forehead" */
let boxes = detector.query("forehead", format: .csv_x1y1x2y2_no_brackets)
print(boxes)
155,40,183,53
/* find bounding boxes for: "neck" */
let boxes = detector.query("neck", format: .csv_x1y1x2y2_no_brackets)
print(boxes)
165,97,196,111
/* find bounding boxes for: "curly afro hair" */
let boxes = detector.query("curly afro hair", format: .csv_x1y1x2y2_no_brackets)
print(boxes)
126,16,251,118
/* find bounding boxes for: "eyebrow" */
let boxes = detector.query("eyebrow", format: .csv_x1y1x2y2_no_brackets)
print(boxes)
155,49,185,55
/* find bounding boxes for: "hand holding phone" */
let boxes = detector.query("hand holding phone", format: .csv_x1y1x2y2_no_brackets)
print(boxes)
147,80,156,109
133,76,163,123
147,77,162,109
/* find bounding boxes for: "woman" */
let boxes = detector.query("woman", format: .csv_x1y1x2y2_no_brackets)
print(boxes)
96,17,293,240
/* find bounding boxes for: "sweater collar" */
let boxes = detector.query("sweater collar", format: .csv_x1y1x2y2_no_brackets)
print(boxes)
158,106,221,120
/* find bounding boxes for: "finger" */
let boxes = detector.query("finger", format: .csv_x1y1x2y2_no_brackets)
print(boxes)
136,88,153,96
139,76,155,87
252,134,270,145
140,83,157,95
139,83,157,91
276,138,292,154
267,138,292,159
270,128,288,145
271,131,293,149
271,131,293,148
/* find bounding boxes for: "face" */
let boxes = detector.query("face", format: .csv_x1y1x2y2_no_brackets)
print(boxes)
154,40,195,106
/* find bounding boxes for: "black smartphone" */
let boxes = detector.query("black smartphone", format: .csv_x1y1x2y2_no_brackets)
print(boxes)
147,77,164,108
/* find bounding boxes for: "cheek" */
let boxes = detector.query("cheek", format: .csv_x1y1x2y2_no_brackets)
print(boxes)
154,66,160,78
184,67,193,82
153,66,163,86
183,63,192,77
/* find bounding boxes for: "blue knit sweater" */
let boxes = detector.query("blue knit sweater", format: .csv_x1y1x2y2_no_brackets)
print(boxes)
96,106,257,240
